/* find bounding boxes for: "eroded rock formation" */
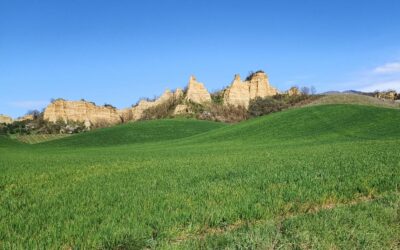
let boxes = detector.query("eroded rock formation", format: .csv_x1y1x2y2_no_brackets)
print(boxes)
173,104,191,115
223,74,251,108
41,70,281,127
185,76,211,104
43,100,122,126
16,114,34,122
224,71,278,108
131,89,183,120
0,114,13,124
287,87,300,96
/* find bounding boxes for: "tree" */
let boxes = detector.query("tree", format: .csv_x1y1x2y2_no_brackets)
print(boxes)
311,86,317,95
26,110,40,119
300,86,310,95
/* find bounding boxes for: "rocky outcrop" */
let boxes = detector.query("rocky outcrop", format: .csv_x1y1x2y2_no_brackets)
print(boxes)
131,89,182,120
223,74,251,108
0,114,13,124
224,71,278,108
40,70,280,127
287,87,300,96
43,100,122,126
117,108,133,122
174,88,184,100
173,104,191,115
248,71,278,99
185,76,211,104
16,114,34,122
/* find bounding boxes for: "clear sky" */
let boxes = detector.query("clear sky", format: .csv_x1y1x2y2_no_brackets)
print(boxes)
1,0,400,118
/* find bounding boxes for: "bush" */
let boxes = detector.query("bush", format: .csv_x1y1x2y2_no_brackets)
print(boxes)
141,98,179,120
248,94,321,117
104,103,116,109
248,97,287,117
210,90,225,105
197,103,248,123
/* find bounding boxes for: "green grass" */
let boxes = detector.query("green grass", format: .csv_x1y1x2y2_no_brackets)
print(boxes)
9,134,71,144
0,104,399,249
308,93,400,109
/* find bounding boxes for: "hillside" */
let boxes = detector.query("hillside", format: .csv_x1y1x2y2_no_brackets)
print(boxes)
40,118,226,147
0,104,399,249
309,93,400,109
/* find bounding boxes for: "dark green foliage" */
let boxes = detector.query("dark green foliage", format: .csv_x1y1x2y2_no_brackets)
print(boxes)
103,103,116,109
245,70,265,81
248,94,321,117
248,97,286,116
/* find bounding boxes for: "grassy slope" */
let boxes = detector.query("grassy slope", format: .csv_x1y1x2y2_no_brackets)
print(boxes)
41,118,227,147
9,134,71,144
308,93,400,109
0,105,399,249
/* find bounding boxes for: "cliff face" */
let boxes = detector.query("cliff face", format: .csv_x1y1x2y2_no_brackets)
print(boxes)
42,70,280,127
131,89,183,120
16,114,34,122
223,74,250,108
185,76,211,104
248,71,278,99
0,114,13,124
224,71,278,108
43,100,122,126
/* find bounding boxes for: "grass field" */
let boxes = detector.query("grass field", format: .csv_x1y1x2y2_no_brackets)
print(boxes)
0,104,399,249
9,134,71,144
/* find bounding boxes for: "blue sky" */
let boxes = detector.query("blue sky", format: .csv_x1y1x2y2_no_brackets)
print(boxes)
1,0,400,118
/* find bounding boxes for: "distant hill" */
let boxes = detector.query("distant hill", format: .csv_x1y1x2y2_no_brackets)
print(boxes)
308,93,399,109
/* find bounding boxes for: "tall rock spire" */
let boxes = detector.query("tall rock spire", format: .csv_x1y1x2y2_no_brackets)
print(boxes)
185,75,211,104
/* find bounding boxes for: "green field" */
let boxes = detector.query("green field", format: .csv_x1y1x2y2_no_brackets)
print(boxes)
1,104,399,249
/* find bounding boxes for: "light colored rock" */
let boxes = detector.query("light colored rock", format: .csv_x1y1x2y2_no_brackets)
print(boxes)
287,87,300,96
43,100,122,126
223,74,250,108
173,104,191,115
117,108,132,122
0,114,13,124
15,114,34,122
174,88,184,99
185,76,211,104
224,71,279,108
248,71,278,99
131,89,177,120
155,89,174,105
131,100,156,120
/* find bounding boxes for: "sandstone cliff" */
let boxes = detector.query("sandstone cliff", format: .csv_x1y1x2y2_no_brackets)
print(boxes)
16,114,34,122
287,87,300,96
248,71,278,99
223,74,251,108
224,71,278,108
43,100,122,126
131,89,183,120
185,76,211,104
0,114,13,124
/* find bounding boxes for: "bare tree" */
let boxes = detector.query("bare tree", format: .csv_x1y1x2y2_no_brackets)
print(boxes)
311,86,317,95
301,86,310,95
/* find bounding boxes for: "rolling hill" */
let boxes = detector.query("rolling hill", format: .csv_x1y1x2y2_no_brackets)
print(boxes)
0,104,399,249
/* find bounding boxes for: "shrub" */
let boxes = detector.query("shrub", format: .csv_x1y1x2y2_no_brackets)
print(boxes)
211,89,225,105
141,98,179,120
104,103,116,109
198,103,248,123
248,97,287,117
245,70,265,81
